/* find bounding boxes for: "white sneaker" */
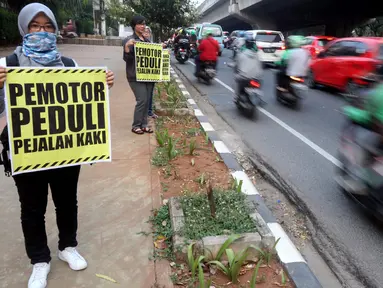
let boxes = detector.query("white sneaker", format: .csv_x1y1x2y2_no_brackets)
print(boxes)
28,262,50,288
58,247,88,271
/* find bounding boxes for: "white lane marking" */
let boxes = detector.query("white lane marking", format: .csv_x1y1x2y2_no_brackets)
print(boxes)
181,90,190,96
231,171,259,195
187,99,196,105
194,109,204,116
187,60,341,167
268,223,306,263
179,84,186,89
175,79,182,83
200,122,214,131
213,140,231,154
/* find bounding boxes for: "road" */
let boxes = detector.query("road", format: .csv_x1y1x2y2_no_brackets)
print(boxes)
173,49,383,288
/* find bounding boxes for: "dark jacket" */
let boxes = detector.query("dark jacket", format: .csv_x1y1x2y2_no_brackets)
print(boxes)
122,33,150,82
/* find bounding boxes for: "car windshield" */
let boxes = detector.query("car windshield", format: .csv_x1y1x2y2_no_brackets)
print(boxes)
202,26,222,37
255,32,282,42
318,39,331,47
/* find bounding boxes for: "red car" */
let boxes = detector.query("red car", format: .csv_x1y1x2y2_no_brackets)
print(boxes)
308,37,383,93
302,36,336,58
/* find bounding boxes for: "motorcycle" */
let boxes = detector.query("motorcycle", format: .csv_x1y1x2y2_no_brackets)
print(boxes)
235,78,264,119
175,39,190,64
197,61,216,85
275,72,308,109
336,118,383,222
190,43,198,59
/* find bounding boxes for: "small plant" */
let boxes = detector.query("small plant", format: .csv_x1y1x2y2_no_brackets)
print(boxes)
231,179,243,193
155,129,169,147
208,247,249,284
167,136,178,160
281,270,287,286
189,139,197,155
250,237,281,266
152,147,169,167
195,173,207,186
215,156,223,163
187,242,205,280
205,133,209,145
214,234,242,261
250,259,263,288
198,263,212,288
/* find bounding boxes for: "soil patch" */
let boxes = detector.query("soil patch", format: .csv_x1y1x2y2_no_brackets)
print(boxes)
153,116,231,199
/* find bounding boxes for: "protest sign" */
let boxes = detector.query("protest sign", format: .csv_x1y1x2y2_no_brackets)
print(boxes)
135,42,163,82
162,49,170,82
4,67,111,175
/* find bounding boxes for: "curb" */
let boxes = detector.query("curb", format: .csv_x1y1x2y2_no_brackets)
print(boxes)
169,66,322,288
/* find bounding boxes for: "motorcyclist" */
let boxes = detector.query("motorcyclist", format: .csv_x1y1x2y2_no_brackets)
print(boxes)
234,32,263,103
275,35,310,92
190,30,197,44
343,63,383,134
174,28,190,55
232,31,246,60
194,29,219,77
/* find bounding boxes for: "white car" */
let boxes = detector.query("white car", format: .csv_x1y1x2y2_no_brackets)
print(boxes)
247,30,285,65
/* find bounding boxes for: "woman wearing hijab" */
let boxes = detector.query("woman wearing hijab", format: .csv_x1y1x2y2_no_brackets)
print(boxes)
123,15,155,134
0,3,115,288
142,26,158,119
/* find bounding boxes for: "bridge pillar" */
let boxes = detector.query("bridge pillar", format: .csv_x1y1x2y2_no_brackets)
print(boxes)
228,0,277,30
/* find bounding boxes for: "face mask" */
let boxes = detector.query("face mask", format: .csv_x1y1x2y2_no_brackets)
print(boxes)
22,32,60,65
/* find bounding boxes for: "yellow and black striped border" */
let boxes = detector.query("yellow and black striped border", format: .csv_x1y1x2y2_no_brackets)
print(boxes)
14,155,110,173
6,68,106,74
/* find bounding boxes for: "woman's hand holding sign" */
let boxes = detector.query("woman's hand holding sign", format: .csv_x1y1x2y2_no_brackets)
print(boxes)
124,38,136,53
0,67,6,89
106,70,114,88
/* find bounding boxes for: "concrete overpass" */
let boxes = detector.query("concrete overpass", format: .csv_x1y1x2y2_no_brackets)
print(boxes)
197,0,383,36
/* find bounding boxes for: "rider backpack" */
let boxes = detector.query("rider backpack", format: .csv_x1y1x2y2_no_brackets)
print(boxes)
0,54,76,176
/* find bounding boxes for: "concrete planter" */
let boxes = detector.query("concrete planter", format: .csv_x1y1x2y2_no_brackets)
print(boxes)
154,101,193,117
169,197,276,262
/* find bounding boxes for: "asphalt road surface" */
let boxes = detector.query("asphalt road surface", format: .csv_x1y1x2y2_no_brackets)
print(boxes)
173,49,383,288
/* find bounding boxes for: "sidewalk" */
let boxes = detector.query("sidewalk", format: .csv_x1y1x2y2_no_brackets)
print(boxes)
0,45,167,287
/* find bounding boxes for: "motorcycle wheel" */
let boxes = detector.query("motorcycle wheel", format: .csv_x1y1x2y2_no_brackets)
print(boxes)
275,87,283,103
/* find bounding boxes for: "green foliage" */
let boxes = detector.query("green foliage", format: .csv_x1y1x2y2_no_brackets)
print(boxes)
208,247,249,284
187,242,205,280
124,0,199,40
214,234,242,261
198,263,212,287
155,129,169,147
107,0,133,26
353,17,383,37
180,190,257,240
250,259,263,288
0,8,20,44
149,204,174,259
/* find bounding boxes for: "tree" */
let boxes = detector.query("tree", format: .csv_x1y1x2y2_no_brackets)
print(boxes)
353,18,383,37
125,0,199,40
5,0,89,14
107,0,134,26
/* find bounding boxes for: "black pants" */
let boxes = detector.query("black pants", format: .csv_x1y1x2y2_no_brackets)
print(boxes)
13,165,81,264
195,56,217,75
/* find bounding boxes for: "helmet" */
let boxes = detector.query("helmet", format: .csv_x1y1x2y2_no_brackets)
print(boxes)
239,31,245,37
190,30,196,36
178,29,183,35
286,35,305,49
244,32,257,51
203,29,213,37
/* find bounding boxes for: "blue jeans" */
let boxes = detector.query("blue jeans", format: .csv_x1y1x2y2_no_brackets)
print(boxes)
148,85,155,116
